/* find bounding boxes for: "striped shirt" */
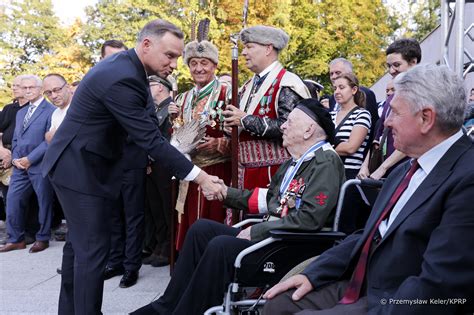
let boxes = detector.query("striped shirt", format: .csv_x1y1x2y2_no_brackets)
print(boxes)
331,107,372,170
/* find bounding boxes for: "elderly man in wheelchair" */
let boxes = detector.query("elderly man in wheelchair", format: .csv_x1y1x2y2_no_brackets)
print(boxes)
132,98,346,315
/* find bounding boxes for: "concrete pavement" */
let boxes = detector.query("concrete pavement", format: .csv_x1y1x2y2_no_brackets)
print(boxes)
0,239,171,314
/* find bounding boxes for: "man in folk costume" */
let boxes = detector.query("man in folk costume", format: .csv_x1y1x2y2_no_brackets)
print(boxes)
223,25,310,190
170,23,231,250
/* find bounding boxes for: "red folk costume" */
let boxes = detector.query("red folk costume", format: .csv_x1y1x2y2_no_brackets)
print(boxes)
174,78,231,250
238,61,310,190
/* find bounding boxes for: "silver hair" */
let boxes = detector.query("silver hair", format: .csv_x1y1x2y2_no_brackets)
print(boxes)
394,64,466,132
20,74,42,87
329,58,353,72
136,19,183,44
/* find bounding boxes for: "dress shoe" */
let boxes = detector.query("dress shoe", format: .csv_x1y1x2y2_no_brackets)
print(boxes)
119,270,139,288
57,267,62,274
0,241,26,253
150,255,169,267
104,265,125,280
29,240,49,253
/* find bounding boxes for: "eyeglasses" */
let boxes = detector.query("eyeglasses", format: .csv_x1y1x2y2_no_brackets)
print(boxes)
21,86,41,91
43,82,67,97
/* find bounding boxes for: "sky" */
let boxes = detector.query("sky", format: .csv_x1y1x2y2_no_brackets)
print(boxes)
52,0,410,25
52,0,98,25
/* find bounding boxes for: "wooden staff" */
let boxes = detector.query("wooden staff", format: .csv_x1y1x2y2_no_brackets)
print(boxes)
230,34,240,224
169,75,178,274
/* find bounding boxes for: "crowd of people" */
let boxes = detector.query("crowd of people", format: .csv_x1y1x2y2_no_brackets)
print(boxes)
0,18,473,315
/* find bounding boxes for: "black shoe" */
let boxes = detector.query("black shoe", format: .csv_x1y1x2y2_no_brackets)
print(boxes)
130,303,158,314
104,265,125,280
150,255,169,267
119,270,138,288
57,267,61,274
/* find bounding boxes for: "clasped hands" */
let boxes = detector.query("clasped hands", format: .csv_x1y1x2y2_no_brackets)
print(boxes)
195,171,228,202
12,156,31,170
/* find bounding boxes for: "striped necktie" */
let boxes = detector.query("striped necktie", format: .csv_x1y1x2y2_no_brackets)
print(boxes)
23,104,36,129
340,160,420,304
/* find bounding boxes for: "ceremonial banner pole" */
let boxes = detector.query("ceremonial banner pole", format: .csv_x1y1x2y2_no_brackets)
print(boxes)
229,0,249,224
169,76,178,274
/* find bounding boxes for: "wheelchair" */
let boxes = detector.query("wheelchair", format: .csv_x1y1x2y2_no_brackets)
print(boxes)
204,178,384,315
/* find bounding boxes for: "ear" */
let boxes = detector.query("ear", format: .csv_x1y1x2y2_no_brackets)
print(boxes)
265,45,273,56
419,106,436,134
142,38,152,52
352,86,358,95
408,57,418,67
303,123,316,140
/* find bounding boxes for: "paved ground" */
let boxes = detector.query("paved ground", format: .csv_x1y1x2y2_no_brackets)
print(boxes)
0,239,171,314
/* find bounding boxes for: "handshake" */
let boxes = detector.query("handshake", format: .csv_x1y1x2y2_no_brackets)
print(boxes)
194,171,228,201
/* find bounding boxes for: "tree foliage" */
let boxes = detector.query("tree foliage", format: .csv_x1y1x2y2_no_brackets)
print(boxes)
1,0,396,106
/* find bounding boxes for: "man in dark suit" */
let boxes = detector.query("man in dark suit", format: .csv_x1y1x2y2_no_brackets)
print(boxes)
41,19,223,314
0,75,55,253
263,64,474,314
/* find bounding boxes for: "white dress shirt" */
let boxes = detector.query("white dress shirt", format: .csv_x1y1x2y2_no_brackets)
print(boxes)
378,130,463,237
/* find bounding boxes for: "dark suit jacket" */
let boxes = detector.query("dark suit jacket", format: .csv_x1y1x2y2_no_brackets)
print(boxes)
12,99,55,174
302,135,474,314
42,49,193,199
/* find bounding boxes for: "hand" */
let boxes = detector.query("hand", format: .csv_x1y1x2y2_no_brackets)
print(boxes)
236,226,251,240
13,157,31,170
0,147,10,160
196,136,218,154
263,274,313,301
223,105,246,128
357,163,370,179
370,165,387,180
2,154,12,169
194,171,225,201
168,102,180,119
146,166,152,175
45,128,56,144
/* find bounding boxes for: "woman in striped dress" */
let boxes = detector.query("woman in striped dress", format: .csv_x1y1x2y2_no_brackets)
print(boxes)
330,73,372,232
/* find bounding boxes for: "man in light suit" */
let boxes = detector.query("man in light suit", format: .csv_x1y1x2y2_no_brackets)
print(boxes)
41,19,223,314
263,64,474,314
0,75,55,253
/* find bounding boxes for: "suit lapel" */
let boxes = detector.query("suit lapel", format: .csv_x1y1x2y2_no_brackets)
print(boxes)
379,136,471,244
22,100,46,134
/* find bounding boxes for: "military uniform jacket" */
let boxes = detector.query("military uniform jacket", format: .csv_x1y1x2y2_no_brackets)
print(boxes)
224,143,345,242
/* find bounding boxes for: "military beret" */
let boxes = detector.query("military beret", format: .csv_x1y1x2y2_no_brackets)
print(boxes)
240,25,289,51
295,98,336,145
148,75,172,91
183,40,219,65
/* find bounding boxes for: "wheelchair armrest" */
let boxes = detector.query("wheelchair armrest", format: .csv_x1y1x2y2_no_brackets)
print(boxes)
269,230,346,241
233,216,265,228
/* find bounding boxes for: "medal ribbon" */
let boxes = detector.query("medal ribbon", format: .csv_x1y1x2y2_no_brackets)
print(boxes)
279,141,327,197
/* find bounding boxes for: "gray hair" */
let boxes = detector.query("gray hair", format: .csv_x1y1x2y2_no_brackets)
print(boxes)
137,19,183,43
21,74,42,87
329,58,353,72
394,64,466,132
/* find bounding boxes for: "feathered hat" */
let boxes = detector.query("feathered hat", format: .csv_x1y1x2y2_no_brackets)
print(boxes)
183,18,219,65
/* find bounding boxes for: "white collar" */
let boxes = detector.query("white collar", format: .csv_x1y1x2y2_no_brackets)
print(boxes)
417,130,463,175
31,97,44,107
257,60,279,78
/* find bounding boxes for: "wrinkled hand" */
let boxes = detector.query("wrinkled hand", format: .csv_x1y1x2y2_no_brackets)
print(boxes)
263,274,313,301
0,148,11,168
236,226,251,240
223,105,246,128
196,136,219,154
195,171,225,201
14,157,31,170
168,102,180,119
